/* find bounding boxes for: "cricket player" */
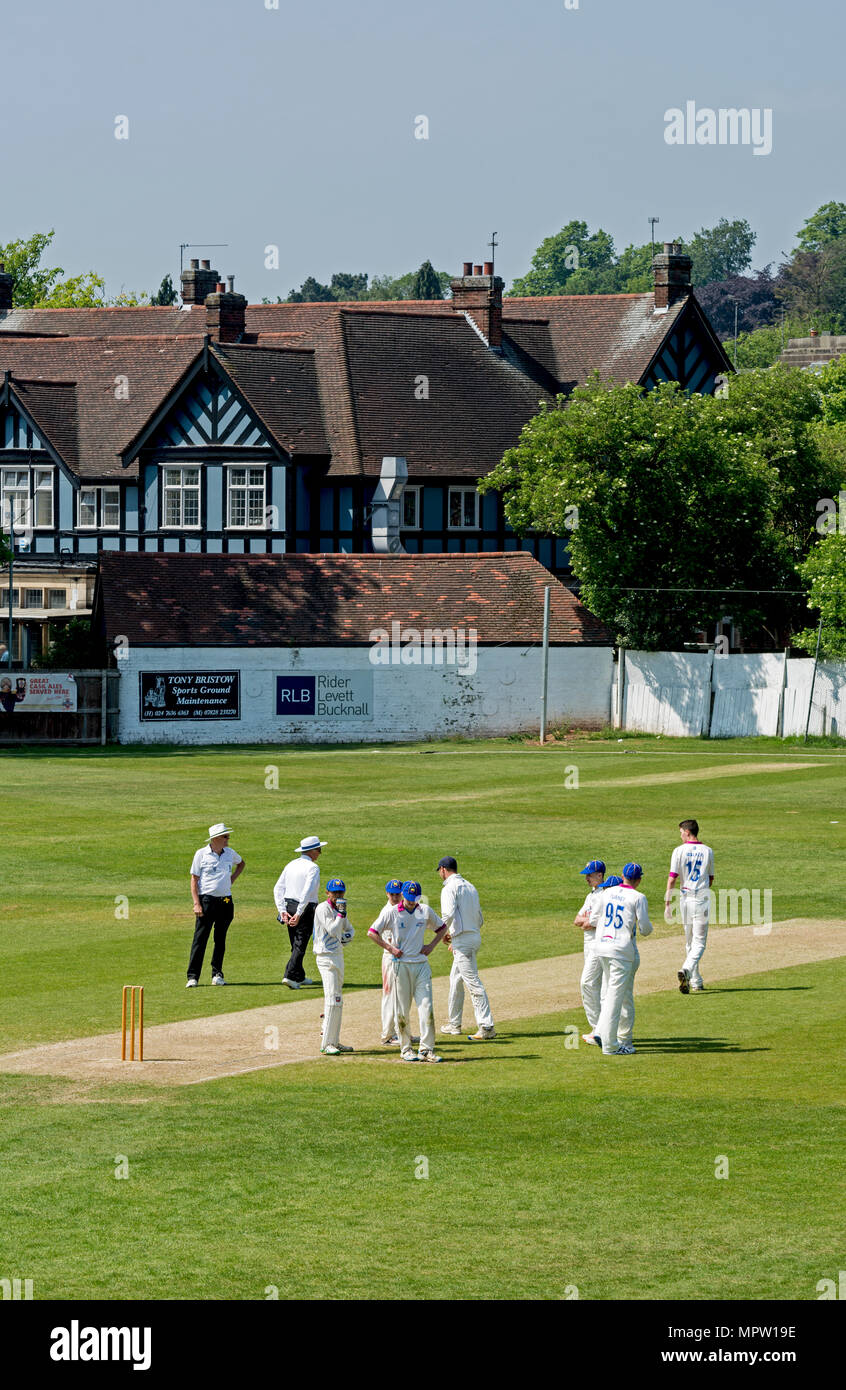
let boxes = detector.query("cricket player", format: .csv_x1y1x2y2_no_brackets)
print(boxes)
313,877,355,1055
437,856,495,1041
665,819,715,993
592,864,653,1056
368,879,404,1045
574,858,606,1045
381,881,449,1062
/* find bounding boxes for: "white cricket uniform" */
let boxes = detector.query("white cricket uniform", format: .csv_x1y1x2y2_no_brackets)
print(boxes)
386,902,443,1057
671,841,714,988
592,884,653,1054
370,902,399,1039
579,886,606,1030
440,874,494,1032
313,901,353,1050
273,855,320,916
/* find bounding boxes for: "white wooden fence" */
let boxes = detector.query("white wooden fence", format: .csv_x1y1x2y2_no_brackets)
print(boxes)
617,651,846,738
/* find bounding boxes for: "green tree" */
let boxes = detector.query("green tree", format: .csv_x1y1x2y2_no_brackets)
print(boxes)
479,369,838,648
716,366,843,575
411,260,444,299
683,218,757,286
479,378,780,647
330,272,368,299
365,266,450,300
509,221,616,296
0,230,107,306
776,241,846,330
151,274,177,305
31,618,104,670
286,276,335,303
816,353,846,425
614,242,656,293
796,201,846,254
793,534,846,659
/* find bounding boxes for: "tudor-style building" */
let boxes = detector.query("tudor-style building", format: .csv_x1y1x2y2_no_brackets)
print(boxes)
0,244,730,662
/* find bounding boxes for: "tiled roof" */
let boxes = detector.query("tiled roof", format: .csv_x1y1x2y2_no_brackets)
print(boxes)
0,337,329,475
501,294,689,387
0,336,200,478
97,551,610,646
341,310,551,478
207,343,327,455
1,292,717,483
10,379,80,472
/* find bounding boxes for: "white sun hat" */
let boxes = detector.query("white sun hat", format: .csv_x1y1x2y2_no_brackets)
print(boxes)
297,834,327,852
207,822,233,841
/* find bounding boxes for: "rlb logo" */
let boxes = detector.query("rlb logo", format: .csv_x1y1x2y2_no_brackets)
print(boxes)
276,676,315,715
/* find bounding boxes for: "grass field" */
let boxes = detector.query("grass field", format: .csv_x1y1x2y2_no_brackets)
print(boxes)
2,735,844,1300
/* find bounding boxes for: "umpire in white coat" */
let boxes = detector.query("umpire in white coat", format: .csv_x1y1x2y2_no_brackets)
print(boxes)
273,834,326,988
438,856,496,1041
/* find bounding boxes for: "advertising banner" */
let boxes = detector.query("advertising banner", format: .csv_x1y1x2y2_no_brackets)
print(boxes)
275,672,373,719
140,672,240,720
0,673,77,713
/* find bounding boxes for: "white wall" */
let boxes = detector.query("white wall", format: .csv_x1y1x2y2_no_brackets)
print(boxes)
117,644,614,745
623,652,846,738
623,650,712,736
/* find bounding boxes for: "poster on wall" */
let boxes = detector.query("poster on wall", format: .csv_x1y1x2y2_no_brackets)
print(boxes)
276,672,373,720
0,673,77,713
139,672,240,720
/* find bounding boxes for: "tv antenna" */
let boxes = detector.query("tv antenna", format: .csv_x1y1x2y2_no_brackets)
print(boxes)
179,243,229,275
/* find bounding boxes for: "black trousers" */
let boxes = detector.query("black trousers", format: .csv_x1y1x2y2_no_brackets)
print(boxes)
188,895,234,980
283,899,315,982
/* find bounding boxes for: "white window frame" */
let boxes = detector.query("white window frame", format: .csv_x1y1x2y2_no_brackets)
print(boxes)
401,486,421,530
1,466,54,532
161,466,201,530
226,465,268,530
77,485,121,530
447,486,480,530
33,468,55,528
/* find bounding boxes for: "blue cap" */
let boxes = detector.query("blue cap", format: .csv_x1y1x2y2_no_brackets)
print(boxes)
623,863,643,880
326,878,346,893
385,878,403,894
580,860,606,876
600,875,622,889
401,880,422,902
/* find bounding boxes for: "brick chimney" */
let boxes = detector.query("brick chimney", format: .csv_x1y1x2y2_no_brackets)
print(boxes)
205,279,247,342
652,242,692,311
0,262,13,312
180,258,220,305
450,260,504,348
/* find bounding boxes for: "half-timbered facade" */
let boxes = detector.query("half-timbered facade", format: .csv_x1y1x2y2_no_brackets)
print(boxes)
0,245,731,661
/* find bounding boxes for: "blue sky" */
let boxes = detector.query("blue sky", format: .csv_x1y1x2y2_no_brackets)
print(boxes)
3,0,843,300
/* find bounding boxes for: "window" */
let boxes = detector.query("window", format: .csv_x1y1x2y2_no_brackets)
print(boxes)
162,467,200,528
402,487,421,530
1,469,29,532
78,486,120,529
48,589,67,610
0,589,20,607
0,468,54,531
227,467,266,529
448,487,479,529
33,469,53,527
24,589,43,609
